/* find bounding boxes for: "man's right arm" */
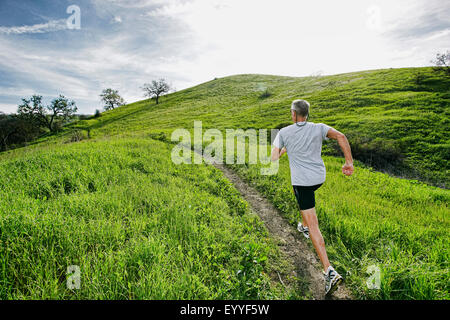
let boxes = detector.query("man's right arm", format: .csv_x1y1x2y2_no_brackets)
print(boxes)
326,128,354,176
271,130,286,161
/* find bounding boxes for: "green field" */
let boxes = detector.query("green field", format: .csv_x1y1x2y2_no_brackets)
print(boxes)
59,66,448,187
0,138,299,299
0,67,449,299
230,151,449,299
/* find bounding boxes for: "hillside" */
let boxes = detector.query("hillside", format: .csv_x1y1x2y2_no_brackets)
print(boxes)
0,138,294,299
5,67,448,187
0,67,449,300
59,67,447,187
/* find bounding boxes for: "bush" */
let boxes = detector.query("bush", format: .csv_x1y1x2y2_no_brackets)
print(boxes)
413,71,426,86
258,89,272,99
328,134,405,173
78,114,90,120
148,132,168,142
69,129,87,143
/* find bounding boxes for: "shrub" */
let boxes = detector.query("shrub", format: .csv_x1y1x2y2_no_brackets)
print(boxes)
329,134,405,173
413,71,426,86
258,89,272,99
69,129,86,143
78,114,90,120
148,132,168,142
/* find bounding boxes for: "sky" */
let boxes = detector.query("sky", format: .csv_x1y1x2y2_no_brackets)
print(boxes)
0,0,449,114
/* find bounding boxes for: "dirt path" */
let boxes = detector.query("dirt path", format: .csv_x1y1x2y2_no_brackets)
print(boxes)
212,162,353,300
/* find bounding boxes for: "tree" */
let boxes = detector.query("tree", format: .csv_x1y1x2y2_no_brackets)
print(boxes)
17,95,46,128
46,95,77,131
141,79,171,104
18,94,77,132
0,113,41,151
0,113,15,150
100,88,125,111
431,51,450,76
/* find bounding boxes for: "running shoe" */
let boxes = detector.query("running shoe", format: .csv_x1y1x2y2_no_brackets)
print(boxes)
297,222,310,239
324,266,342,296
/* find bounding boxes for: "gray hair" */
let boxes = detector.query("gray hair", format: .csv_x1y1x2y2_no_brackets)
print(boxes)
291,99,310,117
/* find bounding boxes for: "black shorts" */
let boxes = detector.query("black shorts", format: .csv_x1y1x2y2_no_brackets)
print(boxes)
293,183,323,210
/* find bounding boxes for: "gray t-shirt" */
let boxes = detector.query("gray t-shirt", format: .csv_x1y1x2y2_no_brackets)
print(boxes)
273,121,331,186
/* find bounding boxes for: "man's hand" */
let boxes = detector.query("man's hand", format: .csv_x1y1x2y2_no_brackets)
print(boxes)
342,162,354,176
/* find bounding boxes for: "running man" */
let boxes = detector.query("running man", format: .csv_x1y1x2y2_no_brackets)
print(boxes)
271,99,354,296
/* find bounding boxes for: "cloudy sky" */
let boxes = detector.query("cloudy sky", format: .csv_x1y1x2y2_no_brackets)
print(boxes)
0,0,449,114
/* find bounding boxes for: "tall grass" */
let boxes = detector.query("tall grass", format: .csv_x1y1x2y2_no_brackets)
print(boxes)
0,138,296,299
228,142,449,299
1,67,448,300
52,67,449,187
7,68,447,185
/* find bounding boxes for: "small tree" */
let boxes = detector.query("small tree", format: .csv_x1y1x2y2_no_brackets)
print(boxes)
141,79,171,104
48,95,77,131
0,113,16,150
17,95,46,128
18,94,77,132
431,51,450,76
100,88,125,111
0,113,41,150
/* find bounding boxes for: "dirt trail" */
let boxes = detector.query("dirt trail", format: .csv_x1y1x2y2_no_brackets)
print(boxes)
212,162,353,300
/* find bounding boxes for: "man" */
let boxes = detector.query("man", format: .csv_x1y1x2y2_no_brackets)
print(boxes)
271,99,354,296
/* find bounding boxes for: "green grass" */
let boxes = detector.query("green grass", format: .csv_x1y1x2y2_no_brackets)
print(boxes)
0,137,302,299
228,146,449,299
1,66,449,300
49,66,448,187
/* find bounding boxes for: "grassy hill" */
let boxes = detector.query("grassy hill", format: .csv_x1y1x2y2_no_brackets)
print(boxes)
8,67,448,186
1,138,297,299
61,66,448,187
0,67,449,299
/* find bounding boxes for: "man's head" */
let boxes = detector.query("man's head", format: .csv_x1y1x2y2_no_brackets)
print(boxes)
291,99,310,122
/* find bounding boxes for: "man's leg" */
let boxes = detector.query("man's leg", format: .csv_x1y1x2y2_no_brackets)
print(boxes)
301,207,330,272
301,211,309,228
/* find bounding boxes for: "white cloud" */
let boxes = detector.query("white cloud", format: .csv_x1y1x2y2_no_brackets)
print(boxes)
0,39,100,112
0,19,68,35
145,0,382,76
112,16,122,23
0,0,448,114
0,103,17,114
145,0,450,77
424,29,450,41
94,0,184,9
0,30,192,113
